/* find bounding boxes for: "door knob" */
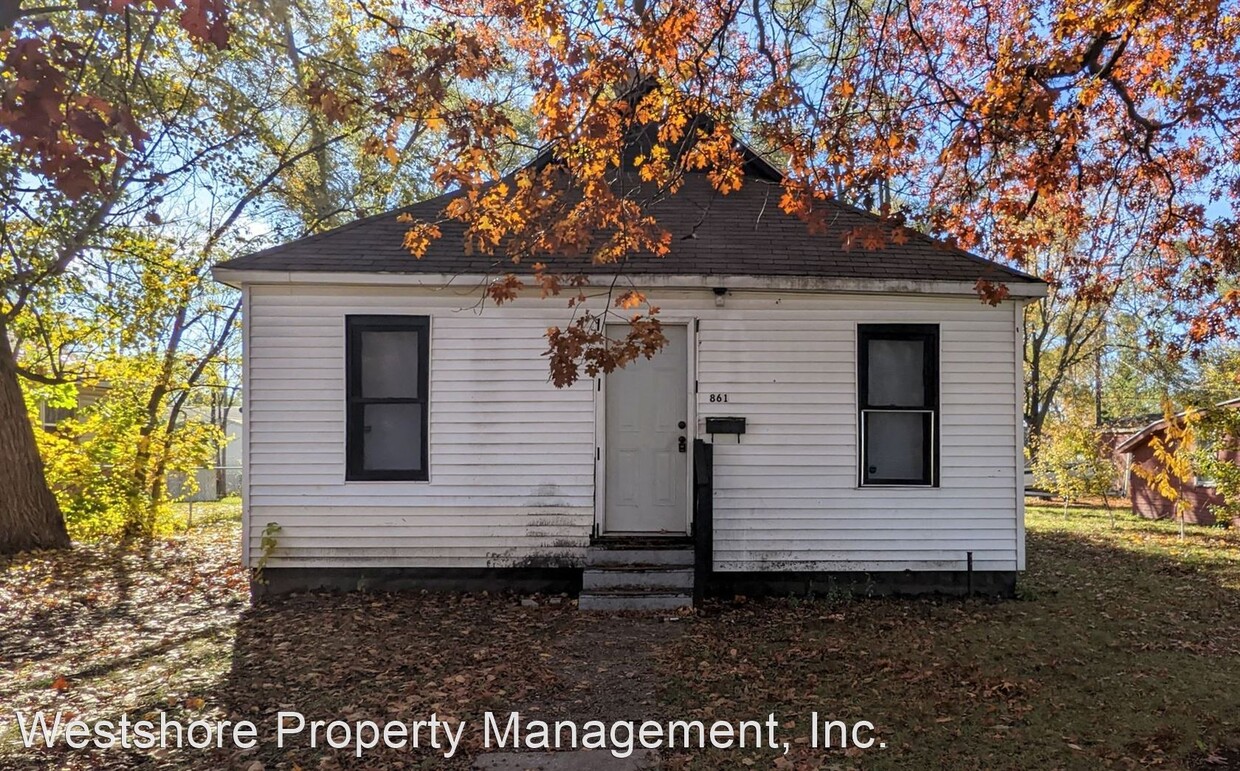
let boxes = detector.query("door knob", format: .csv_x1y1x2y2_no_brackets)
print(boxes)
678,436,687,453
678,420,687,429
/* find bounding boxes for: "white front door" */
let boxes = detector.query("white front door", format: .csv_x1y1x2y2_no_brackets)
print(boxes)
604,324,689,535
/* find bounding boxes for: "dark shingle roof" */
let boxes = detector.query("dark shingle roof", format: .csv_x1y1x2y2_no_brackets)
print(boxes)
217,171,1040,284
1115,397,1240,453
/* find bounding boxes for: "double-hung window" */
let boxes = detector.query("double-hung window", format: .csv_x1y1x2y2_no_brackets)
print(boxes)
345,315,430,481
858,324,939,486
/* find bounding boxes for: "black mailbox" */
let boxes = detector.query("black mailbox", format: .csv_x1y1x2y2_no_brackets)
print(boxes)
705,416,746,436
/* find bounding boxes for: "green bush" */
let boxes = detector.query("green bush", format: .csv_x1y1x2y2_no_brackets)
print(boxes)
27,380,222,541
1032,402,1117,505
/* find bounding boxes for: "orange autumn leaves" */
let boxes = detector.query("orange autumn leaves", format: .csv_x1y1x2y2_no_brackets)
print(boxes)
1,0,229,199
13,0,1236,380
545,309,664,388
381,0,1237,380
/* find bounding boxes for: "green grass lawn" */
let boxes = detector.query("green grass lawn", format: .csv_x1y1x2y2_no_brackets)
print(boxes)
1,501,1237,769
168,496,242,530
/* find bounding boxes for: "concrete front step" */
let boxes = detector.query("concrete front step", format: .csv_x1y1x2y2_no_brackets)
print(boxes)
585,548,693,568
578,590,693,611
581,545,696,610
583,566,694,591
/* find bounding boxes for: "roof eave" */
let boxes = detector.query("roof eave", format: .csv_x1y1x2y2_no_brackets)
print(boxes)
211,267,1048,299
1116,397,1240,454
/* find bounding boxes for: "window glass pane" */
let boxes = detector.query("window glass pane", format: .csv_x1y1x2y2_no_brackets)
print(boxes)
42,405,75,428
362,403,423,471
867,338,925,407
361,330,420,399
865,411,928,482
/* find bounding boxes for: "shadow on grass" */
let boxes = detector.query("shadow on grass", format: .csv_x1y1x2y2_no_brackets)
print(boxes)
3,515,1238,770
0,528,246,770
0,540,164,671
659,527,1240,770
206,592,581,769
0,525,253,678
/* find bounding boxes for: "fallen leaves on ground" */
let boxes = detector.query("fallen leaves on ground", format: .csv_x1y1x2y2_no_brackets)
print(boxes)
0,524,246,769
659,507,1240,770
2,507,1239,770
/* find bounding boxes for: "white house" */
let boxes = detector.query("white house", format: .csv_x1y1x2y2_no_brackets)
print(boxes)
213,143,1046,607
168,407,243,502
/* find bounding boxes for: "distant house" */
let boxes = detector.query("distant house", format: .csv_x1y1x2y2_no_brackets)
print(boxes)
1098,416,1159,498
38,385,242,503
37,384,108,431
1116,398,1240,525
39,401,77,431
213,126,1047,605
167,408,243,502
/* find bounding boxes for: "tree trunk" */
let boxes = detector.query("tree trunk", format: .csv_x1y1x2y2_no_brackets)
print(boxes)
0,322,70,553
1093,325,1105,426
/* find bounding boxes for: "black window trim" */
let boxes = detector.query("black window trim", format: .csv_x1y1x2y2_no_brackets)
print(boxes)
345,315,430,482
858,323,940,487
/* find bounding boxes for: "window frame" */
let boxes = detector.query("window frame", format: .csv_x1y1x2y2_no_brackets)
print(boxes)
40,403,76,431
345,315,431,482
857,323,940,487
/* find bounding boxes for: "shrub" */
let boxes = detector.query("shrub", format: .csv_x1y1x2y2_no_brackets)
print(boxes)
1032,402,1117,508
27,379,223,541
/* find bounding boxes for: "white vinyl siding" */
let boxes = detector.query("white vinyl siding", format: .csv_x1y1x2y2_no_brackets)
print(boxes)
244,284,1021,572
695,295,1018,572
246,284,594,568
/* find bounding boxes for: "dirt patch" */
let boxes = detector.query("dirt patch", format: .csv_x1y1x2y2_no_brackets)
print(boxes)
1188,743,1240,770
516,612,685,724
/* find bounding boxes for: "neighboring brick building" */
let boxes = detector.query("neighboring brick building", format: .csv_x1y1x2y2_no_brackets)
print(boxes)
1115,399,1240,526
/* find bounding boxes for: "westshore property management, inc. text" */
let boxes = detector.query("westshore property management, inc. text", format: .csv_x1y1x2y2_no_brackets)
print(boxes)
13,709,888,759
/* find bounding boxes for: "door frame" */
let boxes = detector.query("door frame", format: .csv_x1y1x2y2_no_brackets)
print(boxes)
594,317,697,537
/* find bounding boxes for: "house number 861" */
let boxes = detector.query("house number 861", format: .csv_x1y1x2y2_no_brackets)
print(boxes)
708,393,729,403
